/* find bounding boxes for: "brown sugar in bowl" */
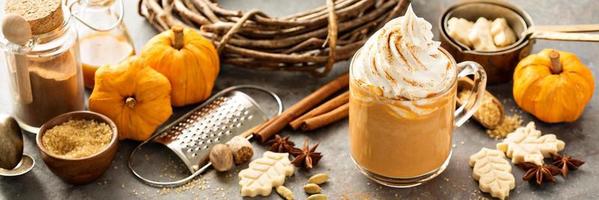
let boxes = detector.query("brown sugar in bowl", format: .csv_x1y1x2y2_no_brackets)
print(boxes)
36,111,118,185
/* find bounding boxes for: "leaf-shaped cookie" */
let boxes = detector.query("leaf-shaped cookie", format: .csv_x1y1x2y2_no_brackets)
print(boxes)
469,148,515,200
497,122,565,165
239,151,295,197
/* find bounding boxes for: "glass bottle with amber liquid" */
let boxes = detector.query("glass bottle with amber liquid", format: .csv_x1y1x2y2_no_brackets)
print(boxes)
69,0,135,88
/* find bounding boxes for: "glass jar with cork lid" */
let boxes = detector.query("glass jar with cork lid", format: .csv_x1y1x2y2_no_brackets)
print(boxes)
67,0,135,88
1,0,85,133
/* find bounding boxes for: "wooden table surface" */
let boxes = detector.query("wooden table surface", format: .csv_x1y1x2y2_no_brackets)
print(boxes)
1,0,598,199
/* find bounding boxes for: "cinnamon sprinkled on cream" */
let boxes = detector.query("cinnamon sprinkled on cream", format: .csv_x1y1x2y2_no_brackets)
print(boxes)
352,5,454,100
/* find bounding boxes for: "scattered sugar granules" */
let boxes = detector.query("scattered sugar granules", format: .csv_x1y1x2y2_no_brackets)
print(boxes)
486,114,523,139
42,119,112,158
159,177,208,195
459,90,523,139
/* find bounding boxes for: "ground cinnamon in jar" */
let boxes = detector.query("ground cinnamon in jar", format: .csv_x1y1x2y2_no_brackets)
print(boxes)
42,119,112,159
14,49,85,127
4,0,85,132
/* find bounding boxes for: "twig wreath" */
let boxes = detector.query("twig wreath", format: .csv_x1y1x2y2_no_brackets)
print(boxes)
138,0,411,76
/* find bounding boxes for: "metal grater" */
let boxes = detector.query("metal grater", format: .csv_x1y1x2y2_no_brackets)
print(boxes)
128,85,282,187
154,91,267,173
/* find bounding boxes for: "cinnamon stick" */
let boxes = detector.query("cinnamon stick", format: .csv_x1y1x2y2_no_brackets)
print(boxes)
253,73,349,143
241,117,275,138
301,103,349,131
247,115,278,135
289,91,349,130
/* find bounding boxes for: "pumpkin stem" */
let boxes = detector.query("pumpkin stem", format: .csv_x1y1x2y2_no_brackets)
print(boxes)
549,50,562,74
125,97,136,109
172,26,184,50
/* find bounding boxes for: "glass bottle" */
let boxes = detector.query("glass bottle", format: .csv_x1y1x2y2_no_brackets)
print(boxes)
1,11,85,133
69,0,135,88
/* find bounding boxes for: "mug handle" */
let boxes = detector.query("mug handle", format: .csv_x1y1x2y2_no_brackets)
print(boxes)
454,61,487,127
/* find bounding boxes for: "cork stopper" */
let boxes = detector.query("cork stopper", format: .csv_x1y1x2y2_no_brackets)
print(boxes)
4,0,64,35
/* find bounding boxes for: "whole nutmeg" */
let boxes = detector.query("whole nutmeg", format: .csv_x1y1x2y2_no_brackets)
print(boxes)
226,136,254,165
209,144,234,172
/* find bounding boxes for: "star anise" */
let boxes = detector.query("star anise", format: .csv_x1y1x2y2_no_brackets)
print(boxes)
266,135,298,153
290,139,323,169
516,162,561,185
552,154,585,177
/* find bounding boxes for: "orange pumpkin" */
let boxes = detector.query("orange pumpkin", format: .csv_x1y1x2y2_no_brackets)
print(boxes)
89,57,173,141
141,26,220,107
513,49,595,123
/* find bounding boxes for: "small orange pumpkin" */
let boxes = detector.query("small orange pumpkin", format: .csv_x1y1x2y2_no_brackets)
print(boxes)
513,49,595,123
89,57,173,141
141,26,220,107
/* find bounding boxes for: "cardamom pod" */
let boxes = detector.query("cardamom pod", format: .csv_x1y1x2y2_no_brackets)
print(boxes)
304,183,322,194
308,173,329,185
276,186,294,200
307,194,328,200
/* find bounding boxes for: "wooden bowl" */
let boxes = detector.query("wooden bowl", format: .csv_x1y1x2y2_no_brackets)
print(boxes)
36,111,118,185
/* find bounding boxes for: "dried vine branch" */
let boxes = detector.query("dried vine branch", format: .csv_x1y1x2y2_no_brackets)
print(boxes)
138,0,412,76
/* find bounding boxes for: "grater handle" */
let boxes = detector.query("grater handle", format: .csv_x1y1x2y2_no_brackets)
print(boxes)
128,139,212,187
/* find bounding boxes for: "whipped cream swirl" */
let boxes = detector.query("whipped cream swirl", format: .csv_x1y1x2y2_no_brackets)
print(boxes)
352,5,454,100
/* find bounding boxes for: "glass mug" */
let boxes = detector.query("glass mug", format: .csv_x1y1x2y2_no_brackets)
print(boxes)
348,47,487,188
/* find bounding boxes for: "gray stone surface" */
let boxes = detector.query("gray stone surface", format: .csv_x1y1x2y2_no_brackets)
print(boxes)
0,0,598,199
